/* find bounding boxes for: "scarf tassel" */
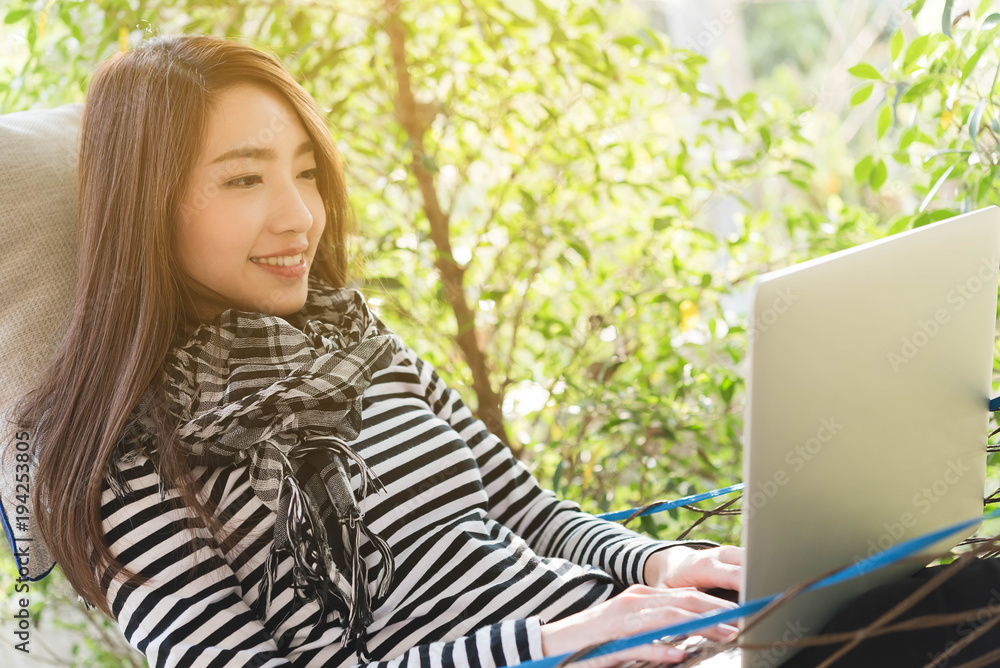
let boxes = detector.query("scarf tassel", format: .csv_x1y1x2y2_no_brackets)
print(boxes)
360,521,395,600
283,472,375,660
342,513,376,660
256,539,295,628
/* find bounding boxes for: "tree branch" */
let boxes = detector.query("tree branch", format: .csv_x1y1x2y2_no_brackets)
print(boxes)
383,0,517,456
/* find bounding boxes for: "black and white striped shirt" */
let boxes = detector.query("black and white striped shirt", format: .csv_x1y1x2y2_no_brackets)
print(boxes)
100,344,712,668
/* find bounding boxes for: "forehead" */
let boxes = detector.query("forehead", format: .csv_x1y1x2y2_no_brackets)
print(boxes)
199,83,310,162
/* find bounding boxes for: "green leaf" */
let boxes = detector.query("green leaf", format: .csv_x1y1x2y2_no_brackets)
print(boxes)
418,153,440,174
977,173,996,201
969,98,987,141
760,126,771,150
961,45,989,85
903,35,931,69
870,159,888,189
918,162,957,212
614,35,643,50
943,0,955,36
720,376,735,404
848,63,884,81
929,208,958,222
890,30,904,62
790,157,815,170
900,78,935,103
568,239,591,263
899,127,918,150
69,20,83,45
887,214,912,235
854,155,874,183
851,84,874,106
736,91,757,119
3,9,29,23
877,104,891,139
984,12,1000,28
910,0,928,19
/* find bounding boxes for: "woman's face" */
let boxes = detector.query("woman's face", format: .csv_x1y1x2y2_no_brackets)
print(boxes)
176,82,326,319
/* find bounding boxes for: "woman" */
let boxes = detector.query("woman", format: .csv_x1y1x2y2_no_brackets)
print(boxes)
10,34,743,667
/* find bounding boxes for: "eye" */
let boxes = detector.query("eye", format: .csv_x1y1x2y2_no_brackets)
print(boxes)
300,168,321,181
224,174,261,188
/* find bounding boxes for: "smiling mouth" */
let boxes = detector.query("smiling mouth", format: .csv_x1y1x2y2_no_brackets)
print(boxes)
250,252,305,267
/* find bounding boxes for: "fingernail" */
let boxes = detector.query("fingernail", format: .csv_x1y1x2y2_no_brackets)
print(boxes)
666,647,687,661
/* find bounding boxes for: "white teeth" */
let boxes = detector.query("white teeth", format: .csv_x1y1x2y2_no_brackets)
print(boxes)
251,252,304,267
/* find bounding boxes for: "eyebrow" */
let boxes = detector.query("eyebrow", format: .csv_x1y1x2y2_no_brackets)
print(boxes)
210,139,315,165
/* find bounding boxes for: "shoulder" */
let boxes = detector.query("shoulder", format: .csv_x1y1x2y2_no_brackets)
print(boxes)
100,444,258,552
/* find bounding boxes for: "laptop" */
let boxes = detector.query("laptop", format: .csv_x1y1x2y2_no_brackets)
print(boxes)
738,206,1000,667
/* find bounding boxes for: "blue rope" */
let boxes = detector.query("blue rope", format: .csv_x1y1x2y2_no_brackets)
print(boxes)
594,395,1000,524
520,506,1000,668
595,483,744,522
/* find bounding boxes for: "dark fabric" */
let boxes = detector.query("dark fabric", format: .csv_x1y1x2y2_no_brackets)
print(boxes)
110,274,402,661
779,556,1000,667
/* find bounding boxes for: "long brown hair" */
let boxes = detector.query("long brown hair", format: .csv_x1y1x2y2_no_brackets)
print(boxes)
9,33,356,617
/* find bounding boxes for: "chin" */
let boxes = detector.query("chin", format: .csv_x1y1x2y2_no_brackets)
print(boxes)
253,287,308,316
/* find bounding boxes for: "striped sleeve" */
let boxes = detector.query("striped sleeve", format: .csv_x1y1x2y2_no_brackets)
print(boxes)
100,463,296,668
405,347,717,589
100,456,547,668
353,618,544,668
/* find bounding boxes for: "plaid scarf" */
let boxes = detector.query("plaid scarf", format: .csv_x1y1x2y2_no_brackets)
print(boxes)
112,275,401,659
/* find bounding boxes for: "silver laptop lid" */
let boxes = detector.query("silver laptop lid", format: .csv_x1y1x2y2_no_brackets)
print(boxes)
739,206,1000,667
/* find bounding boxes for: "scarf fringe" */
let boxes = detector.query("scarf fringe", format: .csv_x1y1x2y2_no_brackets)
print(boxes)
255,470,382,661
360,521,395,599
342,514,374,660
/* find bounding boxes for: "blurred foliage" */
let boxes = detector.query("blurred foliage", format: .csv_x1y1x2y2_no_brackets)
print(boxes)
2,0,1000,664
744,1,828,78
849,1,1000,229
0,547,143,665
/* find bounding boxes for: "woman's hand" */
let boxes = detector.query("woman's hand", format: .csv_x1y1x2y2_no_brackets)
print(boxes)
538,584,739,668
643,545,744,592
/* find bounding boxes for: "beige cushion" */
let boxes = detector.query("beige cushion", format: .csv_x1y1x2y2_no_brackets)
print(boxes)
0,102,84,579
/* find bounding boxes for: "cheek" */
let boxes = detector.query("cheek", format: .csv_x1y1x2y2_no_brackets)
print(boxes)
176,207,252,272
174,215,208,267
309,199,327,244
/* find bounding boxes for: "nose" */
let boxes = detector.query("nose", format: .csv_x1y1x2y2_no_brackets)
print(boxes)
269,175,314,234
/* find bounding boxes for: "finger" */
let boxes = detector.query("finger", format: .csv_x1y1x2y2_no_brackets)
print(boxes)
622,595,738,640
639,607,739,644
705,562,742,591
634,587,739,615
571,641,687,668
686,560,741,592
715,545,744,566
683,620,740,643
